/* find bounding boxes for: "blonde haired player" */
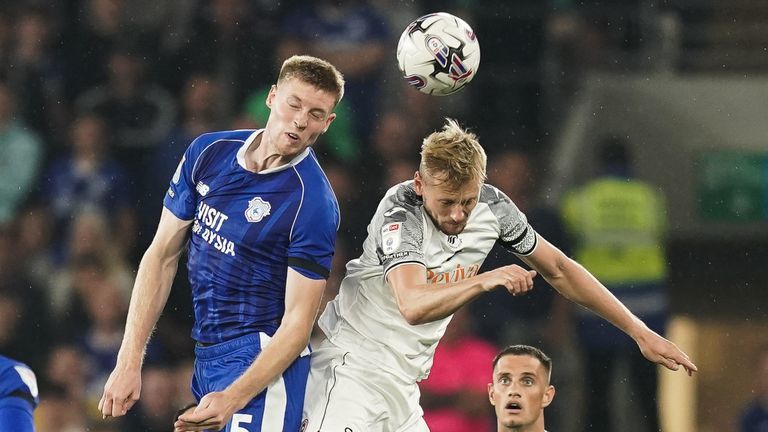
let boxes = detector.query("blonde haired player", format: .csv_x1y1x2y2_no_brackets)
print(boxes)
303,119,696,431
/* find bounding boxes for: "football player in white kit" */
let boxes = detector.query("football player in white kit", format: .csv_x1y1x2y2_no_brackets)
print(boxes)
303,118,697,432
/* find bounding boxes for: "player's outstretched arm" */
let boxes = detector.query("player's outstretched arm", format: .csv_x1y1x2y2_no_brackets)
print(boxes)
99,208,191,418
388,262,536,325
521,235,697,375
174,267,326,432
633,325,697,375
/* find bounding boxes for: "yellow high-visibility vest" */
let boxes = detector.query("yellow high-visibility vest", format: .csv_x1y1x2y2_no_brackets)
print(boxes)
561,177,667,285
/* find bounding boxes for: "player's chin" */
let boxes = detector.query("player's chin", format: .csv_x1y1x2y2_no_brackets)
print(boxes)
441,224,465,235
500,415,525,428
279,139,309,157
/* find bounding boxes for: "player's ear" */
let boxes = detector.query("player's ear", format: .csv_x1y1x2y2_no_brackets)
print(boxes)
414,171,424,195
541,384,555,408
488,383,496,406
323,112,336,132
266,85,277,109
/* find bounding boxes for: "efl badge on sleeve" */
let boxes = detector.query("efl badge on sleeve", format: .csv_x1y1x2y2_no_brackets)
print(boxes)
245,197,271,223
381,222,402,254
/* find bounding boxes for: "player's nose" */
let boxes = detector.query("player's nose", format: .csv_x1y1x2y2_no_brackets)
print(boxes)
450,205,467,222
293,113,308,129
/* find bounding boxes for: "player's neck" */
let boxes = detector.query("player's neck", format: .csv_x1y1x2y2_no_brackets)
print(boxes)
245,132,292,173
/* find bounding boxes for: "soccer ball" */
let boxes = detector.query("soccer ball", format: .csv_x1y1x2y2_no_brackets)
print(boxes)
396,12,480,96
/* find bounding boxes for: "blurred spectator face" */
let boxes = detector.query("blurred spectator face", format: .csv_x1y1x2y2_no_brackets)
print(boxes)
488,152,533,205
384,159,416,189
372,112,416,163
0,83,14,125
108,50,145,95
72,257,108,300
68,210,110,258
46,345,87,395
88,425,120,432
84,282,127,328
0,294,21,345
174,359,195,406
0,224,14,276
757,349,768,396
36,392,87,432
442,306,471,344
212,0,246,27
230,114,259,130
18,206,51,256
183,75,219,119
140,367,177,418
16,11,49,53
70,114,106,158
323,164,354,204
0,13,11,47
88,0,124,33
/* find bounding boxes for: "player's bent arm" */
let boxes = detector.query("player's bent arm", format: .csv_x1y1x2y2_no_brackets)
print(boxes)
117,207,191,366
224,268,326,407
388,263,492,325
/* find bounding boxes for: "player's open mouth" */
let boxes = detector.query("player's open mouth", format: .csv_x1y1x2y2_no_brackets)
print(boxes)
505,401,522,412
286,132,300,142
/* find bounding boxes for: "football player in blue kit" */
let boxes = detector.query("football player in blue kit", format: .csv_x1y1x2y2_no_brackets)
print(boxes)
98,55,344,432
0,355,39,432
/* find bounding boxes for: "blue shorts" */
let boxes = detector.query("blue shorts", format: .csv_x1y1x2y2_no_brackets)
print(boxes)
192,332,311,432
0,395,35,432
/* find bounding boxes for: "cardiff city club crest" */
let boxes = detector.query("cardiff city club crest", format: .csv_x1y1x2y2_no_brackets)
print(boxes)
245,197,271,223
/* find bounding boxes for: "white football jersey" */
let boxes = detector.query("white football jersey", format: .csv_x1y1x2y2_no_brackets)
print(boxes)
318,180,538,381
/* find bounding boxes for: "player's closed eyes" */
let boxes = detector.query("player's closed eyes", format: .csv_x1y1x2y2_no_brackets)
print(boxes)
440,199,476,210
288,104,325,122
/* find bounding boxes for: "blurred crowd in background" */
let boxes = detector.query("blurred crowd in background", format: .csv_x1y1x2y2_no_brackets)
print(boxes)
1,0,765,431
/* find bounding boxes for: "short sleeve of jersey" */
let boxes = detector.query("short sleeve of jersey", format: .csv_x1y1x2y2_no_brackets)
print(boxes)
0,356,39,406
163,134,211,220
483,184,538,255
287,189,339,280
376,184,426,277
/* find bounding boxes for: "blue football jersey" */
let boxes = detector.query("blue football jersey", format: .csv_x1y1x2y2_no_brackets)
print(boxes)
0,355,38,406
164,129,340,343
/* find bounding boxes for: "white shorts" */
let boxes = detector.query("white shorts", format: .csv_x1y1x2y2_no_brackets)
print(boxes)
302,339,430,432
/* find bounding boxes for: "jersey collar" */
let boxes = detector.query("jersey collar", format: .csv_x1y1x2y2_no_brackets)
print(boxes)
236,129,312,174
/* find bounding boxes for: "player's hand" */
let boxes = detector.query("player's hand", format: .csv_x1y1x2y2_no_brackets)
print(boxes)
484,264,537,296
98,365,142,418
174,391,243,431
635,328,698,375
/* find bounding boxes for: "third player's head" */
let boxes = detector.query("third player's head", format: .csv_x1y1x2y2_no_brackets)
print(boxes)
488,345,555,432
414,118,487,236
264,55,345,158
